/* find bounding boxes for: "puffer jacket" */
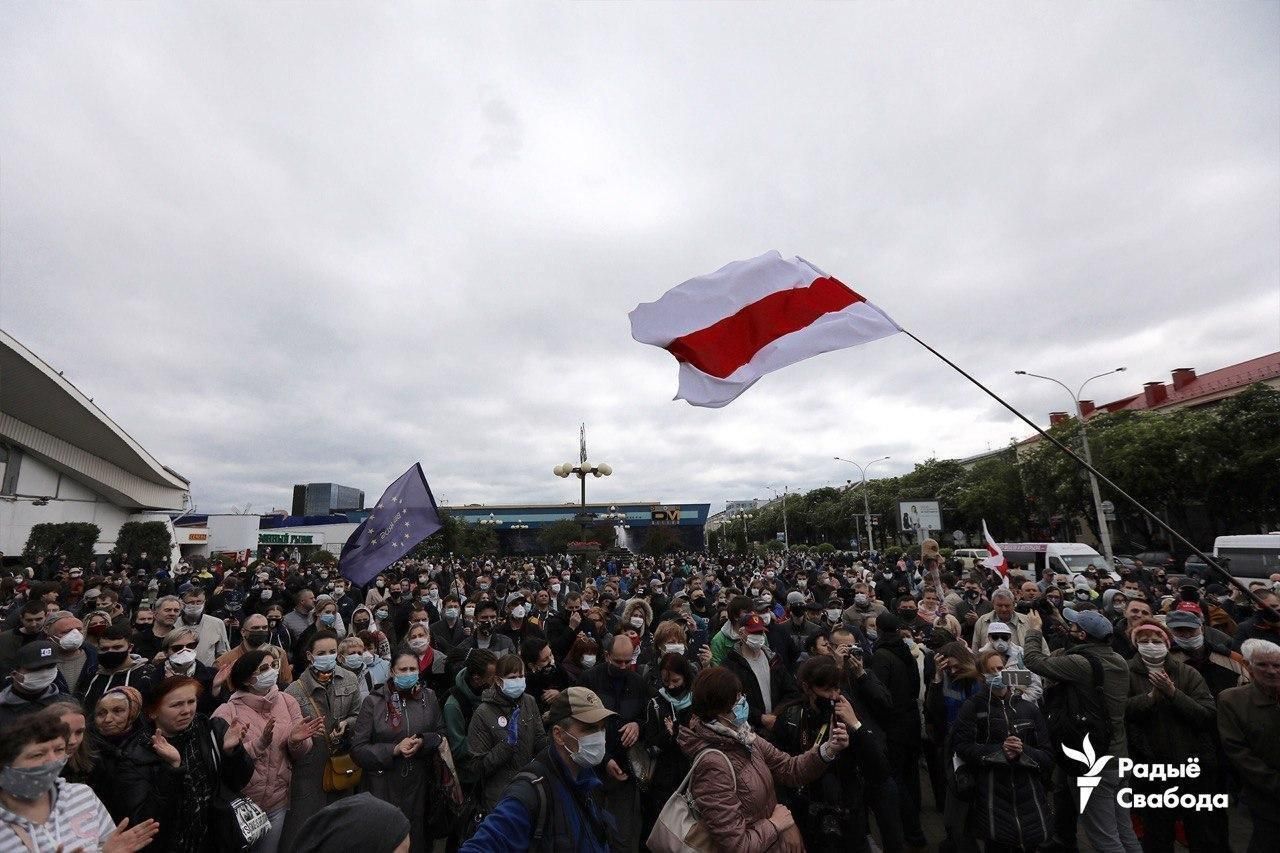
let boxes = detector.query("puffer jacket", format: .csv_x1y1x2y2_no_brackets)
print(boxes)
1124,655,1217,774
466,685,548,810
677,716,829,853
950,687,1053,849
212,686,310,812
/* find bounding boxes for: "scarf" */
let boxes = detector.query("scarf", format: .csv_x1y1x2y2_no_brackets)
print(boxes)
167,722,215,853
659,687,692,712
704,717,756,753
417,645,435,673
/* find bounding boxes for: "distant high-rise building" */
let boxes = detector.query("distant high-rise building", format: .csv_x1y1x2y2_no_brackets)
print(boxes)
291,483,365,516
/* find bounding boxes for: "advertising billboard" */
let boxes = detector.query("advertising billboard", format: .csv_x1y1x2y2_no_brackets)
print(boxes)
898,501,942,532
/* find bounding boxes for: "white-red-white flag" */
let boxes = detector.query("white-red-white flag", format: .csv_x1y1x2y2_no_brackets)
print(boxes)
981,519,1010,587
629,251,901,407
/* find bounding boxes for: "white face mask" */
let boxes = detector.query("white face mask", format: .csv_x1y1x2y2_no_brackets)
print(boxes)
19,668,58,692
826,609,841,623
760,612,773,625
254,669,279,691
663,644,686,656
409,637,430,652
1137,641,1168,665
581,655,597,668
630,616,645,630
169,648,197,667
746,634,767,649
1173,633,1204,652
511,605,527,620
57,630,84,651
567,729,607,767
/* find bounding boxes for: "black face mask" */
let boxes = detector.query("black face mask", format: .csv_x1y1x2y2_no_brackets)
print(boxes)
99,650,129,669
813,695,835,718
245,631,270,647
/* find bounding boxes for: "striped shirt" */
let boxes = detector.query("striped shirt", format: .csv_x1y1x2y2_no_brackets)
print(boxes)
0,779,115,853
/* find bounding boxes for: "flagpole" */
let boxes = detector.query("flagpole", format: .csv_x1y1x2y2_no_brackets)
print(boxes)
900,329,1276,619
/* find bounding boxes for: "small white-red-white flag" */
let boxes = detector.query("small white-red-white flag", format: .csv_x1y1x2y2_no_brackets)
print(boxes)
629,251,901,407
981,519,1010,587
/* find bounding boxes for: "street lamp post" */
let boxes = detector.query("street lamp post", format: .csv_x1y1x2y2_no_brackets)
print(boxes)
1014,367,1124,567
553,423,613,509
762,486,789,551
834,456,891,552
732,511,754,550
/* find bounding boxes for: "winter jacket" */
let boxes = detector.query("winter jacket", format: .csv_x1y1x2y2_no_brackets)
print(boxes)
1023,630,1131,758
868,638,922,746
950,688,1053,849
1124,655,1217,775
212,686,311,812
677,716,831,853
467,686,549,810
114,714,254,853
178,612,231,666
723,646,798,736
75,655,156,713
1169,641,1250,699
1216,681,1280,812
281,667,363,846
443,666,484,774
640,690,694,809
578,661,647,770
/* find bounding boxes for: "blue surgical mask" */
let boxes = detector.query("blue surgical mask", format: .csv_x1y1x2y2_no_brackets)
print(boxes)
501,677,527,699
343,654,365,670
985,673,1005,690
312,653,338,672
393,672,420,691
660,687,692,712
319,613,336,627
732,695,749,726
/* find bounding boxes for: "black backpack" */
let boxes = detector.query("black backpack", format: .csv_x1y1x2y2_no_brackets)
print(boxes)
1044,647,1112,757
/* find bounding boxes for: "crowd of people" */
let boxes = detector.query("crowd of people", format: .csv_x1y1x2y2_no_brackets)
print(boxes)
0,541,1277,853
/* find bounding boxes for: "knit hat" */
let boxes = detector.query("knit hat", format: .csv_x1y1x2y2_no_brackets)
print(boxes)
786,591,807,607
292,793,410,853
1130,618,1172,644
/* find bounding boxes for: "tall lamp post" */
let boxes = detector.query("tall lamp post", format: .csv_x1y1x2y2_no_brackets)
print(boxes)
834,456,891,553
553,423,613,508
732,511,754,550
762,485,789,551
1014,367,1124,567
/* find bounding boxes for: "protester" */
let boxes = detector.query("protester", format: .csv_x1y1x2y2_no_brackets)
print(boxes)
292,791,411,853
467,652,548,811
0,640,67,727
351,646,446,853
76,624,156,714
39,698,92,783
1217,639,1280,853
87,685,145,817
639,652,695,837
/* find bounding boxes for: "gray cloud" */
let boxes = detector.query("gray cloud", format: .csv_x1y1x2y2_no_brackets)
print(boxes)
2,2,1277,516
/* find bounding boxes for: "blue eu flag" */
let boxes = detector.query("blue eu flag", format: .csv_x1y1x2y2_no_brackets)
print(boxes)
339,463,443,586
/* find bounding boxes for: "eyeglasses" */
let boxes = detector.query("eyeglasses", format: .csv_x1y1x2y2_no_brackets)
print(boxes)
169,642,199,652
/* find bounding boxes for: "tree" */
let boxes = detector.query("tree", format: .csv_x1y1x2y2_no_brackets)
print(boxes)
538,520,588,554
113,521,172,564
22,522,100,569
641,525,680,556
954,448,1027,538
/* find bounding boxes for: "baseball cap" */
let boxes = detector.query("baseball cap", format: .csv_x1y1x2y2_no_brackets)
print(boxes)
1063,608,1113,639
786,591,807,607
546,686,617,726
1165,610,1203,629
18,640,57,671
740,614,768,634
1175,601,1203,617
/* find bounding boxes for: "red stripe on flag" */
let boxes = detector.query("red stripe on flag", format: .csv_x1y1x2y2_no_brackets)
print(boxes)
665,277,864,379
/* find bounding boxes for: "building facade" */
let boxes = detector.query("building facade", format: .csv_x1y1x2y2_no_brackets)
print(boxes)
291,482,365,516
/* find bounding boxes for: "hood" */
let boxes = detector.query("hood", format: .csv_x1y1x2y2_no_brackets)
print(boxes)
0,683,60,707
351,605,375,626
676,715,741,757
452,666,479,700
623,597,654,627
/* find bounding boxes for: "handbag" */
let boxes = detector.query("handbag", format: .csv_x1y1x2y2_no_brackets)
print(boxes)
628,742,655,791
307,693,364,793
208,728,272,850
646,748,735,853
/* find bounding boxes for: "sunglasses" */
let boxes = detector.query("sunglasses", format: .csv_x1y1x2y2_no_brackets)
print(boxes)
169,642,199,652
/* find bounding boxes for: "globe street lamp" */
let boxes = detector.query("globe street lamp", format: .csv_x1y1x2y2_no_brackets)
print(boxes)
553,423,612,508
1014,367,1125,567
732,511,754,550
834,456,891,552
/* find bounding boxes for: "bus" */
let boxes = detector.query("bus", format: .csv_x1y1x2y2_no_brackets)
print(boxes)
1212,534,1280,586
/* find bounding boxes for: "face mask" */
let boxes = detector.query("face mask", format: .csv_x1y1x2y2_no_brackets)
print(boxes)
1137,641,1168,665
663,644,686,656
408,637,430,653
169,648,197,667
746,633,766,648
992,639,1010,654
311,653,338,673
183,605,204,620
904,638,918,652
245,631,269,648
0,758,67,801
501,677,527,699
732,695,750,726
566,729,607,767
464,607,476,619
18,667,58,692
393,672,419,691
254,669,279,691
511,605,527,620
375,610,390,621
661,687,693,711
760,612,773,625
319,613,337,627
854,593,868,607
826,609,841,623
581,655,597,668
427,589,439,599
376,580,386,589
98,647,130,669
985,673,1005,690
362,651,376,665
57,629,84,651
343,654,365,670
478,583,490,591
551,584,561,594
444,607,460,621
1173,633,1204,651
630,616,645,630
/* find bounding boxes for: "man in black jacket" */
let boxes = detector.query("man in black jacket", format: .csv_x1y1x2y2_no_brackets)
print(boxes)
578,635,645,852
868,612,928,850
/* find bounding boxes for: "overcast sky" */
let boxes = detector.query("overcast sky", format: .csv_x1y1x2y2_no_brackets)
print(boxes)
3,2,1277,516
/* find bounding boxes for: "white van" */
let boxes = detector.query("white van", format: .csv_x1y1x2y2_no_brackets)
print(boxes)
1212,534,1280,587
996,542,1115,579
953,548,990,570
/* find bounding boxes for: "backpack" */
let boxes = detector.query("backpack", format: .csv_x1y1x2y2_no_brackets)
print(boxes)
1043,647,1112,756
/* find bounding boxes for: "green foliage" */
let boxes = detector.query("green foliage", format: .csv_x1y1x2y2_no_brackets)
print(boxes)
410,513,496,557
22,522,101,568
814,542,836,555
538,519,589,554
309,548,338,565
113,521,172,563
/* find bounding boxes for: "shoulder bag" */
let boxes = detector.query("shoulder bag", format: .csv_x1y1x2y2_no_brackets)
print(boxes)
305,692,363,792
208,726,271,850
645,748,736,853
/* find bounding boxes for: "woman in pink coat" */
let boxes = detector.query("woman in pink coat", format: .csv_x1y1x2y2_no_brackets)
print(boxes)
213,648,324,853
